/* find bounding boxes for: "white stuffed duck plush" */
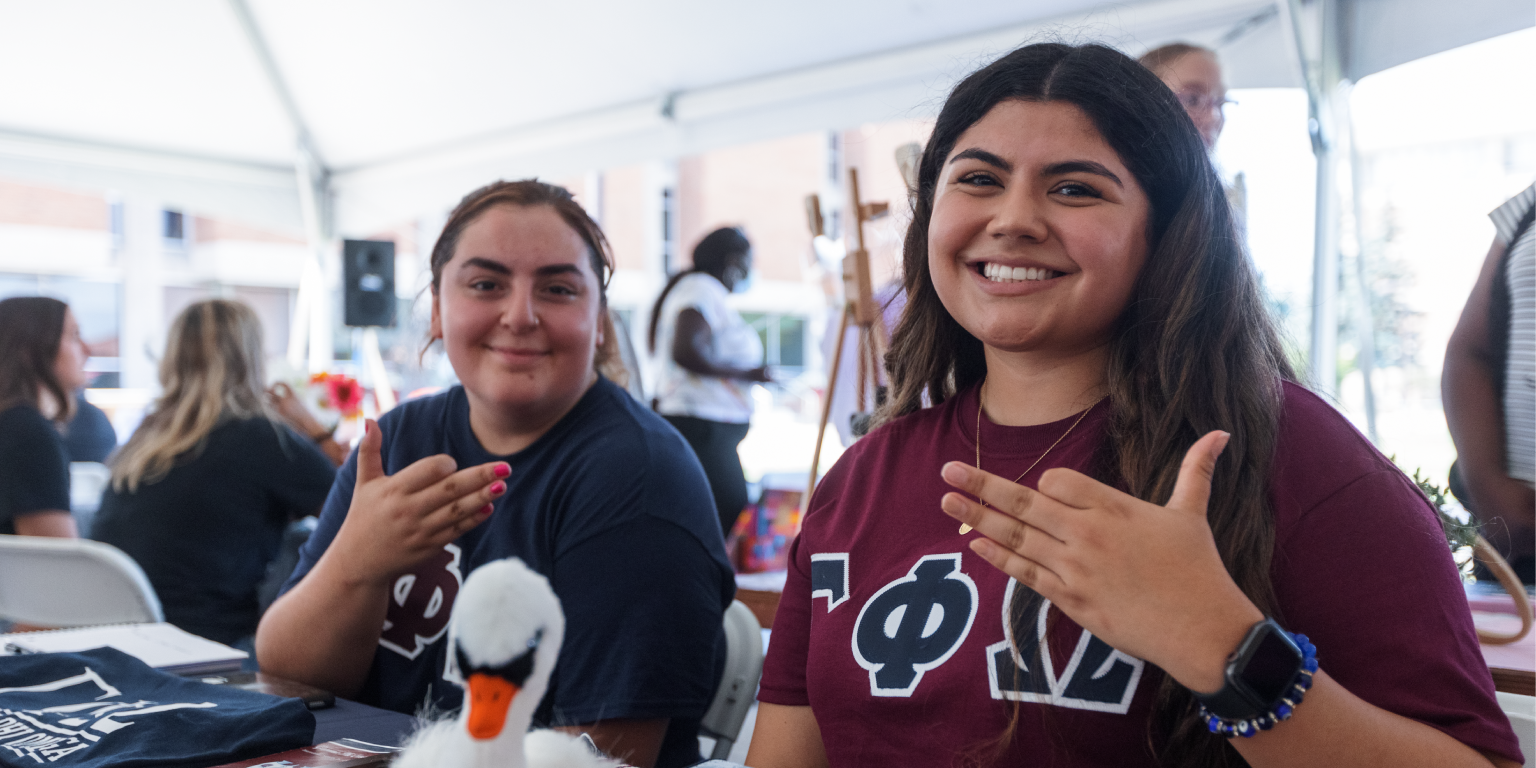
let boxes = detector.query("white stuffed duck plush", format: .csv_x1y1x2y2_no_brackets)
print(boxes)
394,557,623,768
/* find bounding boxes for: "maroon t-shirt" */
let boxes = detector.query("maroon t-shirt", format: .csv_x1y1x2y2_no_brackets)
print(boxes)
759,381,1521,766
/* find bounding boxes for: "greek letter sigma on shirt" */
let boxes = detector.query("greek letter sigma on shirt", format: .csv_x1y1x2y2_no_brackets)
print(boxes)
811,551,1145,711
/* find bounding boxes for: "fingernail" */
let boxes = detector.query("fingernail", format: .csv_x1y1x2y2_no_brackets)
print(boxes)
940,494,962,516
941,462,968,483
493,463,511,478
1215,431,1231,454
480,504,494,516
489,481,506,495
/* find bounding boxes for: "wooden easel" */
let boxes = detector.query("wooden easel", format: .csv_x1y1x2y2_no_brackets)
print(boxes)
805,167,889,505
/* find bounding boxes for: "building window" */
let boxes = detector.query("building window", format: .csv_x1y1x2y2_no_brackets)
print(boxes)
660,187,677,275
163,210,184,241
108,199,124,251
163,209,188,259
742,312,807,371
828,132,842,183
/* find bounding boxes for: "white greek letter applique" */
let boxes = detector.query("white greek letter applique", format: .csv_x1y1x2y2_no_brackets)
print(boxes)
985,579,1144,713
851,554,978,697
810,553,850,612
379,543,464,660
0,666,219,763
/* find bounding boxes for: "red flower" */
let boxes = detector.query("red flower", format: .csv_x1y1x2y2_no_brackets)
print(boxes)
327,374,364,417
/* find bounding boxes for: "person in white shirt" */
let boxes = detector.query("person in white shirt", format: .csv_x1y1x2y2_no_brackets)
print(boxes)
649,227,771,534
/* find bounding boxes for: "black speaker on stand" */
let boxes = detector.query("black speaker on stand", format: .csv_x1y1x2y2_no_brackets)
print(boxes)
343,239,396,327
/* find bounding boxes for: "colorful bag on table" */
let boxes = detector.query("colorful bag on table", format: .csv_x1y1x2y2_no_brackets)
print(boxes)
728,488,802,573
0,647,314,767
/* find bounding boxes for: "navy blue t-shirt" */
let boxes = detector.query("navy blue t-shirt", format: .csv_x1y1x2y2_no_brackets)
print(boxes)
0,647,313,767
281,377,734,768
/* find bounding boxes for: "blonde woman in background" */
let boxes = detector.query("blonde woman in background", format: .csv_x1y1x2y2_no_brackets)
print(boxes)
93,299,337,648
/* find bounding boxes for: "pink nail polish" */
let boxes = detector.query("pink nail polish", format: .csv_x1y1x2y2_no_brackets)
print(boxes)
489,481,506,495
480,504,494,516
493,463,511,478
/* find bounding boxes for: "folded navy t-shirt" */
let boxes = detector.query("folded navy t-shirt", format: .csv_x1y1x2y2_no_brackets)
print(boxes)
0,647,314,767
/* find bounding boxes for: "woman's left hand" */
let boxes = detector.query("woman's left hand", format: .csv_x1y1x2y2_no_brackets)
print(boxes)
940,430,1262,694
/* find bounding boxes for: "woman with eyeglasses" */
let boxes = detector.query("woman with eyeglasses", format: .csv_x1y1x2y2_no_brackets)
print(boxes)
1140,43,1231,151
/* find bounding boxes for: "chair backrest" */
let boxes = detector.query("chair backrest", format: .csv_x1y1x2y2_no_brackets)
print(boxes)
0,535,162,626
699,599,765,760
1499,692,1535,768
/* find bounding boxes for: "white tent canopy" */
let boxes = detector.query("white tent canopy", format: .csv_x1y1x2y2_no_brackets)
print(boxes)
0,0,1528,238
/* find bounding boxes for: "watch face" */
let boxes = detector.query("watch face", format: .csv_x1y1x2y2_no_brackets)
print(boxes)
1243,629,1302,706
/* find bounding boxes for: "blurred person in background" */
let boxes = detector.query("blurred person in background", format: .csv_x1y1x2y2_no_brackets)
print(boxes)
1140,42,1229,151
92,299,338,648
63,391,116,464
1445,182,1535,584
1142,42,1249,239
0,296,87,538
649,226,771,535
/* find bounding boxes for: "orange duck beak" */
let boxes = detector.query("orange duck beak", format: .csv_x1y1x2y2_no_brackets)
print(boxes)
465,672,519,740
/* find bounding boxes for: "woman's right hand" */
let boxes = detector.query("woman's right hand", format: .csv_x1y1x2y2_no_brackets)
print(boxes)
744,365,773,383
327,419,510,586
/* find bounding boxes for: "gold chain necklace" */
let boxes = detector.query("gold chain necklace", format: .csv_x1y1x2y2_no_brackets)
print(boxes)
959,383,1105,534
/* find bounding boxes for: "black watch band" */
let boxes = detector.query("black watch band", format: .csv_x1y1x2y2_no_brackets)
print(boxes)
1193,618,1304,720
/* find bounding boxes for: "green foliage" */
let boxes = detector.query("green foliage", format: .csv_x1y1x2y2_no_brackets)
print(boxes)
1403,464,1481,581
1411,468,1480,549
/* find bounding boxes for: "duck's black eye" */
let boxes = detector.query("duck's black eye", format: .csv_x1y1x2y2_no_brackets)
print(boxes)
494,644,537,688
457,628,543,689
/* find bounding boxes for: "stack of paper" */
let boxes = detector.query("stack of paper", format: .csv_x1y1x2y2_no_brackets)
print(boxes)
0,622,247,675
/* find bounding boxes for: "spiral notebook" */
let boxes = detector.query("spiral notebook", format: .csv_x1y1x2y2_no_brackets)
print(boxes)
0,621,247,675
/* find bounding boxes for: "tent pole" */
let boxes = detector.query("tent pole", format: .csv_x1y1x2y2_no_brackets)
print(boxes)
1282,0,1344,397
1339,85,1381,442
229,0,335,373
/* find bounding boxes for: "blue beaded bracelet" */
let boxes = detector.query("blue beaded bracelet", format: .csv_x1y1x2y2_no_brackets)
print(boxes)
1198,632,1319,739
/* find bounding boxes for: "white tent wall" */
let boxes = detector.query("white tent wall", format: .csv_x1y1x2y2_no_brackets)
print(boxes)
330,0,1296,235
1,0,1526,236
1343,0,1535,82
0,0,1529,380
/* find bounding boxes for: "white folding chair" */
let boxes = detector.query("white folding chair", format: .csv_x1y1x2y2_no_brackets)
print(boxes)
1499,692,1535,768
699,599,765,760
0,534,162,627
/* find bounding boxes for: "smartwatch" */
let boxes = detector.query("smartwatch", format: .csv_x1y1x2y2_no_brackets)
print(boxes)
1193,618,1304,720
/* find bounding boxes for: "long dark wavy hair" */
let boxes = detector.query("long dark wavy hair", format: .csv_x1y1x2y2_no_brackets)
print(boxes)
880,42,1295,767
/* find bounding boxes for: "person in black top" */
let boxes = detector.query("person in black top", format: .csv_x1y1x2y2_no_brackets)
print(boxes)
0,296,90,539
92,300,336,646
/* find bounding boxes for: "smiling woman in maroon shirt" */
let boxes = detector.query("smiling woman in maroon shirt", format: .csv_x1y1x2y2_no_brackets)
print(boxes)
747,43,1521,768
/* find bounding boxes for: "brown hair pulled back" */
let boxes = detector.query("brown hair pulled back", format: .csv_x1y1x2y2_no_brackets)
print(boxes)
881,42,1295,767
427,179,620,374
